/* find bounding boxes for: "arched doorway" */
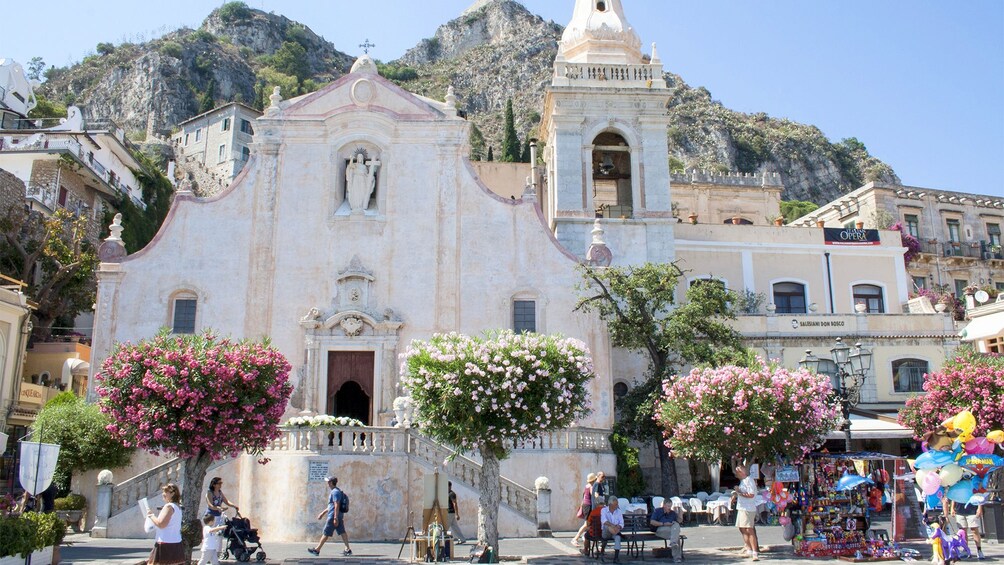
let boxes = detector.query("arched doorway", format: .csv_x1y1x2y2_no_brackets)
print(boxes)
330,381,371,425
326,351,374,425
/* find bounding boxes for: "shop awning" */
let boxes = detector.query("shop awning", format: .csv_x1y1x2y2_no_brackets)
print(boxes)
826,414,915,440
959,314,1004,342
60,358,89,386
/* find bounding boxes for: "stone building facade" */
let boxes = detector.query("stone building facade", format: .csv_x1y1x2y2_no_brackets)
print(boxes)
170,102,262,196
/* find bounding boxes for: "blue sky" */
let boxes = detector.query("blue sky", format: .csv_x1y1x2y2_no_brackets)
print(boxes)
4,1,1002,197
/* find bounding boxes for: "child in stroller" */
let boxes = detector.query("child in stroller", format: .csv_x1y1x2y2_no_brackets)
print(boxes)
218,511,266,563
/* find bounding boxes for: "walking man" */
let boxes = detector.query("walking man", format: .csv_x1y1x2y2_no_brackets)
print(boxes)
735,464,760,561
650,498,683,563
308,477,352,556
448,481,466,544
601,495,625,563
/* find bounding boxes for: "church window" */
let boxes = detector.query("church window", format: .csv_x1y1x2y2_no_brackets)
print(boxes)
591,132,632,219
613,381,628,398
772,282,806,314
221,117,231,132
513,300,536,333
171,293,198,334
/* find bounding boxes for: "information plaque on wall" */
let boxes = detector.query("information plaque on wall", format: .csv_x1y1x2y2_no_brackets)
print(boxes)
308,461,329,482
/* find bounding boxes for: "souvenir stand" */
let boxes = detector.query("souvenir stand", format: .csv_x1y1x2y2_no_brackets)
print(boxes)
793,452,905,561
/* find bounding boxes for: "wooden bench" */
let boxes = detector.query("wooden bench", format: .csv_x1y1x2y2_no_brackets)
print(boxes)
620,513,687,561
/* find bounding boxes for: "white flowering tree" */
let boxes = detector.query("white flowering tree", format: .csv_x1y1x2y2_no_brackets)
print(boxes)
401,331,594,550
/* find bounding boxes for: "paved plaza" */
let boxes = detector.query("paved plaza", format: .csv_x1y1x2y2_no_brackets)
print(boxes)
58,523,1002,564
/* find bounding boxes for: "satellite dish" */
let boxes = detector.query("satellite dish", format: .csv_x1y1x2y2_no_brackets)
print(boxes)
975,290,990,304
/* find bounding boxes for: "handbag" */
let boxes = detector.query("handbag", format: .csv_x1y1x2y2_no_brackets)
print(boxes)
576,504,586,519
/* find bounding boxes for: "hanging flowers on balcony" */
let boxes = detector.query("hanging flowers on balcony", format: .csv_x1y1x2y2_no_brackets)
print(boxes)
890,221,921,265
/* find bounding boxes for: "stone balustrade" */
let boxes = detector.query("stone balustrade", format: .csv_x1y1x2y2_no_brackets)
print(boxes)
553,61,664,87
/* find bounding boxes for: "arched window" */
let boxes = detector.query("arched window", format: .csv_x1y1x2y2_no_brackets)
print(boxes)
853,284,885,313
892,359,928,393
772,282,806,314
171,291,198,334
613,381,629,398
592,132,632,218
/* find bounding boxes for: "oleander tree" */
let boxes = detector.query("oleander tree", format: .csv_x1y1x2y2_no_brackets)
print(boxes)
899,346,1004,438
401,331,593,551
655,359,841,463
96,330,292,559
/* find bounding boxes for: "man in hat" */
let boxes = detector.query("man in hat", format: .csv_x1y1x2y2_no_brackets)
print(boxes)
309,477,352,556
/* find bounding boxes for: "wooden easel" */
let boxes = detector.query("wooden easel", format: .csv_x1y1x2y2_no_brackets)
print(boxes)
397,511,417,559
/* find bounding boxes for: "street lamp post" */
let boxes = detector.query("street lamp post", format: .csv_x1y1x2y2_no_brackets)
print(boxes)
800,338,873,452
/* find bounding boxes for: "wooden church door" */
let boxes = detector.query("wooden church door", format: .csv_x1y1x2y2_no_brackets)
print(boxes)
326,351,374,425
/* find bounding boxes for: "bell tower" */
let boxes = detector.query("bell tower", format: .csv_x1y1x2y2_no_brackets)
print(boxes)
540,0,675,263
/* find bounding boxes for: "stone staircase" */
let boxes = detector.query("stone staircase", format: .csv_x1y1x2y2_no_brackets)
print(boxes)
97,425,611,538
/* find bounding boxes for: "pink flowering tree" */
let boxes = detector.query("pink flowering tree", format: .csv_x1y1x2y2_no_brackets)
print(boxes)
655,359,840,463
899,346,1004,437
401,331,593,551
96,330,292,554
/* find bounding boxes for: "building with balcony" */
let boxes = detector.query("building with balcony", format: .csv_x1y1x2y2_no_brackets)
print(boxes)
0,283,33,498
792,182,1004,298
171,102,262,196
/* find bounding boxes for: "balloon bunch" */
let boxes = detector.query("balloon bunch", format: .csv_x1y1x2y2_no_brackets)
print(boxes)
914,409,1004,506
769,481,794,511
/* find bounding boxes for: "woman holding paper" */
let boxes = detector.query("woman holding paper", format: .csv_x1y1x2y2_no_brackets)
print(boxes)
146,483,185,564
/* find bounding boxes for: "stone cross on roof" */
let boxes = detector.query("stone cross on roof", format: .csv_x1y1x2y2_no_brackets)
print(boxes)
359,39,376,54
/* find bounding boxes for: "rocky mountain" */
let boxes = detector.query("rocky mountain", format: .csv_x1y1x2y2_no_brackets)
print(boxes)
35,0,897,203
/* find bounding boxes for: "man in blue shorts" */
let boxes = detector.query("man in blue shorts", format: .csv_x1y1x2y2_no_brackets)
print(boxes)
309,476,352,556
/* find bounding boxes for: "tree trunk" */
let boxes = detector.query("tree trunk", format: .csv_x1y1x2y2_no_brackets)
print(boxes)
658,440,680,497
477,449,502,554
181,452,213,562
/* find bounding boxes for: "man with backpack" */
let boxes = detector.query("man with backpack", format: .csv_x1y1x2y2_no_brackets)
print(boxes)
309,476,352,556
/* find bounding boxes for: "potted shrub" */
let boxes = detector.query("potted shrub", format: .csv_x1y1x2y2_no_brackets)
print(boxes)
0,511,65,565
54,492,86,532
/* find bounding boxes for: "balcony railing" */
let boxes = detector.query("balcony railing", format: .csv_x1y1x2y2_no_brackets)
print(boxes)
918,239,1002,261
0,135,129,196
554,61,661,87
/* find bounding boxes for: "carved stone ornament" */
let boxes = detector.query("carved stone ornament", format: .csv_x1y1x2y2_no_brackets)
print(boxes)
340,316,364,336
299,307,322,329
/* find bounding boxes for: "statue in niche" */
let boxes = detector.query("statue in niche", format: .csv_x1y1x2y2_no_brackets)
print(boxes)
345,152,380,211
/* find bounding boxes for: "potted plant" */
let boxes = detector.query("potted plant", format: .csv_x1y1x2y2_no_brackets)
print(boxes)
815,220,825,228
855,221,865,229
54,492,86,532
688,213,698,224
773,217,784,227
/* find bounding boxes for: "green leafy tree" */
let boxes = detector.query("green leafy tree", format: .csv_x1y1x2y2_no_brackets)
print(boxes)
112,152,174,252
500,99,520,163
779,200,819,222
575,264,745,495
217,1,252,22
199,78,216,113
96,43,115,56
0,208,97,342
31,392,133,491
26,57,45,81
269,41,310,83
469,124,486,161
402,331,593,551
27,94,67,120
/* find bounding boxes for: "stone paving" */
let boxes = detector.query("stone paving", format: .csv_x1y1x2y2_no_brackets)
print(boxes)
57,526,1004,565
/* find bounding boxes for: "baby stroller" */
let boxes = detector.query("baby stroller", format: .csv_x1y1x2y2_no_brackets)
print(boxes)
218,512,266,562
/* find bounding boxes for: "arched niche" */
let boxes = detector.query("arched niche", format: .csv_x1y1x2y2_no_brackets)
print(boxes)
591,131,632,218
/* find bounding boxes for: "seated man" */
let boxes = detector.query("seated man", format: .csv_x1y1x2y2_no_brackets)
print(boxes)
650,499,683,563
601,496,625,563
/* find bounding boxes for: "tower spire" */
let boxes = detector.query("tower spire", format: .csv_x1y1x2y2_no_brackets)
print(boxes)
559,0,643,64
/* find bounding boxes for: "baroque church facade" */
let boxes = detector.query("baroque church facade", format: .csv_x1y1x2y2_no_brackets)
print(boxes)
87,0,955,541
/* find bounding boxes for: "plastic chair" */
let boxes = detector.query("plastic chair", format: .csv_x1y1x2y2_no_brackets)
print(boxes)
694,491,710,502
652,496,665,510
688,497,710,524
618,497,630,511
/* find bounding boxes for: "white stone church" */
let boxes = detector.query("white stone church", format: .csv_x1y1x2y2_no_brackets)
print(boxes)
86,0,954,542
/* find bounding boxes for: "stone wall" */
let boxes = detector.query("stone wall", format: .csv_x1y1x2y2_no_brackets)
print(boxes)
0,168,25,214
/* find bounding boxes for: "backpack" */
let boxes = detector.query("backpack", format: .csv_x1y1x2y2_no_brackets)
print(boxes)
339,491,349,514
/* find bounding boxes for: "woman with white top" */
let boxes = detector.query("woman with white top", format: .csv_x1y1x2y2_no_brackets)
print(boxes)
146,483,185,565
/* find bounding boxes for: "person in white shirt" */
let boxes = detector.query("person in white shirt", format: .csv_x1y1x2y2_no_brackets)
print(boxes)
197,514,227,565
734,464,760,561
600,495,625,563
